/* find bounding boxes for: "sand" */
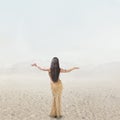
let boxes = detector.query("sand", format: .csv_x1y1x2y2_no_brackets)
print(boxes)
0,76,120,120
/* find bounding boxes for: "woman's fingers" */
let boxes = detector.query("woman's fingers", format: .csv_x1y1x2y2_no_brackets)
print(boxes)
75,67,80,69
31,63,37,67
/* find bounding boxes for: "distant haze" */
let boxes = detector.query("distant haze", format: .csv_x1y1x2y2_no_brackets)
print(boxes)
0,0,120,68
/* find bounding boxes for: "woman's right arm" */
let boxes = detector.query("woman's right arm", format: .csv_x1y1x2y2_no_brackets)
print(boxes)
60,67,79,73
31,63,50,72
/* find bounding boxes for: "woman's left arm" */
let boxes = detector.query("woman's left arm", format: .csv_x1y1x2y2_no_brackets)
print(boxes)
31,63,50,72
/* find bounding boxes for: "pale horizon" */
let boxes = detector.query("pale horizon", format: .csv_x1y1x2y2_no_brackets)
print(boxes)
0,0,120,68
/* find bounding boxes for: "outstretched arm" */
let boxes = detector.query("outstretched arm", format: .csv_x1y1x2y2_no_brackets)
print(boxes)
60,67,79,73
31,63,50,72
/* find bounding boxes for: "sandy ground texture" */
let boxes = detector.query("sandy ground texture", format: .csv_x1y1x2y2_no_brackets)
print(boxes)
0,76,120,120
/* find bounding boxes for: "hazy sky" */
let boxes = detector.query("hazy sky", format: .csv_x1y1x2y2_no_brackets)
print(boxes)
0,0,120,67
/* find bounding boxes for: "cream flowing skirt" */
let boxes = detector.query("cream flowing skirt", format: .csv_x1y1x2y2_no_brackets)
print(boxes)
50,80,63,117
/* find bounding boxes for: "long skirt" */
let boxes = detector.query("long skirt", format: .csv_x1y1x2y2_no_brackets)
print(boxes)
50,80,63,118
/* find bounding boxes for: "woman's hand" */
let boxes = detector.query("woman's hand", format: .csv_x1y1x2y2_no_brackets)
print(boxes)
73,67,80,69
31,63,37,67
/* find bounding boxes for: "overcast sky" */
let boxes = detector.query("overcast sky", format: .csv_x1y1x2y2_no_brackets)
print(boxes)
0,0,120,67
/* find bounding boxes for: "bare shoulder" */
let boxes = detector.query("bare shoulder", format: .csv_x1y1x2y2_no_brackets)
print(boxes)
47,68,50,72
41,68,50,72
60,68,67,73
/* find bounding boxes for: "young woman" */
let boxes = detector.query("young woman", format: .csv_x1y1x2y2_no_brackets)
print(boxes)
31,57,79,118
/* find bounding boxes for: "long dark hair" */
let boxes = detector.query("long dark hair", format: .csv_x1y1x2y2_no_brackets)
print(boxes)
50,57,60,82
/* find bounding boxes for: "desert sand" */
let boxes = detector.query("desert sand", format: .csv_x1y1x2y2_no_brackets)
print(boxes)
0,73,120,120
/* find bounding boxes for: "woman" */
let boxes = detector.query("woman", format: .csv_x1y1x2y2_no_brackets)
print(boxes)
31,57,79,118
